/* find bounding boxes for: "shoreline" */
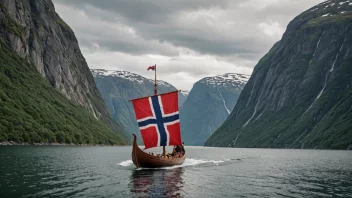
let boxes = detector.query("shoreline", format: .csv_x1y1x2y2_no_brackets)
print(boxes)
0,141,130,147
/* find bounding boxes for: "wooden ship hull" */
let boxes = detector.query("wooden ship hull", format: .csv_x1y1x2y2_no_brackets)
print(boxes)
131,134,186,168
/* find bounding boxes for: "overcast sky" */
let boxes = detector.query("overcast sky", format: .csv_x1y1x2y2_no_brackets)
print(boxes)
52,0,324,90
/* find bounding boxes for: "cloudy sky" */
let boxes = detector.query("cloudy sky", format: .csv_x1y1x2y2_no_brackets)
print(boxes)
52,0,324,90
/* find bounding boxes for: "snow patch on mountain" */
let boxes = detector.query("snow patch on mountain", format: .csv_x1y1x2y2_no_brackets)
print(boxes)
180,90,190,97
322,13,332,17
200,73,250,88
91,69,172,87
311,0,352,15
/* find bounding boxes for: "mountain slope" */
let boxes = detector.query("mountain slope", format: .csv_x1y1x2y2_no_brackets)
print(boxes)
205,0,352,150
180,73,249,145
0,0,128,144
179,91,189,108
91,69,187,140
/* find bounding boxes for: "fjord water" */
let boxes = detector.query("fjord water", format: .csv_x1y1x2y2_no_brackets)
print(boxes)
0,146,351,197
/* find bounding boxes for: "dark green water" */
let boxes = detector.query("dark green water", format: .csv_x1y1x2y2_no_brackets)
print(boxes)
0,146,351,197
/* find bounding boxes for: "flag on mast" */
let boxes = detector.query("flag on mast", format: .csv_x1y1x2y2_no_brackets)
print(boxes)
147,64,156,71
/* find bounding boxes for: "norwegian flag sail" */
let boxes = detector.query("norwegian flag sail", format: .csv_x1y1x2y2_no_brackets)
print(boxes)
131,91,182,149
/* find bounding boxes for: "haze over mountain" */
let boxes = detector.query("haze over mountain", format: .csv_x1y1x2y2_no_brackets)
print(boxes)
206,0,352,150
0,0,128,145
180,73,249,145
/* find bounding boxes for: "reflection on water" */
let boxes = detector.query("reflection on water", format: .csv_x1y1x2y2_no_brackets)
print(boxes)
129,168,184,197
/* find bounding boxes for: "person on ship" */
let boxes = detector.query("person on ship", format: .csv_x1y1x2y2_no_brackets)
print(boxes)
172,145,183,158
181,142,185,155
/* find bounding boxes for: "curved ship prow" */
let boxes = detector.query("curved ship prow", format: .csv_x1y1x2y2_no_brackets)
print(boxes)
132,134,186,168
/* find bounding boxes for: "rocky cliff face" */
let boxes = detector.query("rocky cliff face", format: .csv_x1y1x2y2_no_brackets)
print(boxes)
205,0,352,149
0,0,128,144
91,69,187,140
0,0,113,124
180,73,249,145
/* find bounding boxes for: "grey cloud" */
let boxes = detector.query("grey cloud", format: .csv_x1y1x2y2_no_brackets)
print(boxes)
157,33,269,57
54,0,230,23
54,3,179,56
52,0,325,90
53,0,323,59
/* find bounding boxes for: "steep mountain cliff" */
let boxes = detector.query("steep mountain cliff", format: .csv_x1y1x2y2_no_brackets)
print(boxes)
0,0,128,144
205,0,352,150
180,73,249,145
91,69,187,140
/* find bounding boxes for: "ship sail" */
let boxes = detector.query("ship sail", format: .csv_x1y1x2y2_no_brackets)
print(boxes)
130,64,185,168
131,91,182,149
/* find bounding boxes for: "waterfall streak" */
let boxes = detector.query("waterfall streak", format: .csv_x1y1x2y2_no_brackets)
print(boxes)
231,131,243,147
273,133,281,144
303,27,349,116
301,134,311,149
254,113,263,122
309,31,325,65
243,102,258,127
227,139,235,147
217,88,230,114
330,27,348,72
289,55,295,64
289,133,305,148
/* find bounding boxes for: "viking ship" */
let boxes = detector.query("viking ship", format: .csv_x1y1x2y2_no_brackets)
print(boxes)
130,65,186,168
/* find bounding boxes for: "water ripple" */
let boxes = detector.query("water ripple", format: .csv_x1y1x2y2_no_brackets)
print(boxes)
0,146,351,197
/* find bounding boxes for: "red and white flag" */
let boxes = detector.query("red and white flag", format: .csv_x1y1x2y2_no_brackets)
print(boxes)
147,64,156,71
131,91,181,149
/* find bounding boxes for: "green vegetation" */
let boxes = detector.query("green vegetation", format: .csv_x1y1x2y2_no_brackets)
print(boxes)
207,57,352,149
306,15,352,28
206,49,352,149
0,43,128,145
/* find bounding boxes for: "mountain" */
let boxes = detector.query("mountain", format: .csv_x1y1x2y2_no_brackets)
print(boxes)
180,73,249,145
179,90,189,108
0,0,128,145
91,69,188,140
205,0,352,150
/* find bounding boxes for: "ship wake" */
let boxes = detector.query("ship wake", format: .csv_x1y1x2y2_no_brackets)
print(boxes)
118,158,237,170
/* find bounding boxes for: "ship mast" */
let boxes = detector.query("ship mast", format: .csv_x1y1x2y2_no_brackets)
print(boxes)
153,65,166,158
154,65,157,96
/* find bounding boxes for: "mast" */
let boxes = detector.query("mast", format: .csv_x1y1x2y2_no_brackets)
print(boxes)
154,65,157,95
154,65,166,158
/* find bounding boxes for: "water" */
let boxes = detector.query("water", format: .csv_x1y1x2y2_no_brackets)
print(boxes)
0,146,351,197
